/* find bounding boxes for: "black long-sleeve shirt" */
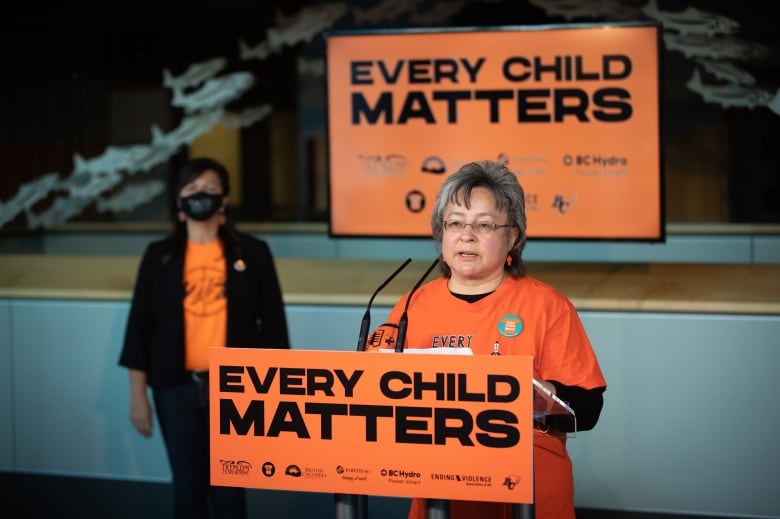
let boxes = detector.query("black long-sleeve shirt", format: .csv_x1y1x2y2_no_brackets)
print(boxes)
547,380,606,432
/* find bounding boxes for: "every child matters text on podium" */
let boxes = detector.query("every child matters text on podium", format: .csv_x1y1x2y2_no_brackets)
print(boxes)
208,347,548,505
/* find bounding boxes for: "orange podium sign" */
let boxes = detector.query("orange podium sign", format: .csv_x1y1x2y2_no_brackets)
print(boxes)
209,348,534,504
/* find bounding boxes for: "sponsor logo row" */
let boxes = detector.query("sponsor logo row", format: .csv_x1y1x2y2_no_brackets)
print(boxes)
218,459,522,491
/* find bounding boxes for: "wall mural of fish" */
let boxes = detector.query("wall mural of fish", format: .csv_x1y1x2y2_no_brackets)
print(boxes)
0,0,776,230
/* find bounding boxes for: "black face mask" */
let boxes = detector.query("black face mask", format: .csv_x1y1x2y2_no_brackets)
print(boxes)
179,192,223,221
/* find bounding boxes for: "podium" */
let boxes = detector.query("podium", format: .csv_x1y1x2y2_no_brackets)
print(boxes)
207,348,574,519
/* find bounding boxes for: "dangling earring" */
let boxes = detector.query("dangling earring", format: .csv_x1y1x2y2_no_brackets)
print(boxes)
506,254,512,267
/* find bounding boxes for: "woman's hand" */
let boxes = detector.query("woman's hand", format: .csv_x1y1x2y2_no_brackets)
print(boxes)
128,369,153,438
130,393,153,438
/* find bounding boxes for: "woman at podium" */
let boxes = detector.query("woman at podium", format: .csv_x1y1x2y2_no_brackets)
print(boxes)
369,160,607,519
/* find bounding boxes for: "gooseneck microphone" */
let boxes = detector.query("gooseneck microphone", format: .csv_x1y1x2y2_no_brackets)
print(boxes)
394,257,440,353
356,258,412,351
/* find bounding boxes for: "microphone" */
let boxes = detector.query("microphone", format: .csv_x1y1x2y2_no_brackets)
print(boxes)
356,258,412,351
395,257,440,353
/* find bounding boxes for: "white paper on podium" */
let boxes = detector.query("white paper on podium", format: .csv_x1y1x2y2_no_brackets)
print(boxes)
374,347,475,355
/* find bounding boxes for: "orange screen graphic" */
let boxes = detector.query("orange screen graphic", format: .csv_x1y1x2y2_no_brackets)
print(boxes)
326,23,662,240
209,348,534,503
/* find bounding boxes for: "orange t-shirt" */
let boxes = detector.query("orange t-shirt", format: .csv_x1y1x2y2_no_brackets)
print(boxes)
183,239,227,371
368,275,606,519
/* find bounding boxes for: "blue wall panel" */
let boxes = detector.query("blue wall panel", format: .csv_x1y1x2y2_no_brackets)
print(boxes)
0,300,12,471
3,299,780,517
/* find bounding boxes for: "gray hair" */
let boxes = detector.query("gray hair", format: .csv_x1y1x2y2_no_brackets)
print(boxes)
431,160,528,277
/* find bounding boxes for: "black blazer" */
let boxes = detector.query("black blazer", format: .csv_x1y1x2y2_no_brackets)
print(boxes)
119,233,290,389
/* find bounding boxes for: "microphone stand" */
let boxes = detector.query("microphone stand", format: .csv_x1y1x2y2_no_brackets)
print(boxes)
394,258,439,353
338,258,413,519
357,258,411,351
389,258,449,519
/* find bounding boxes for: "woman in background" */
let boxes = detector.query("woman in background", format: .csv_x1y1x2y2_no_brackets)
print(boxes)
119,157,290,519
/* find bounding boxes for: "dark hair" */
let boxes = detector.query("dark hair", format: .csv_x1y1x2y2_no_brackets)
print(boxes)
430,160,528,277
166,157,241,260
175,156,231,198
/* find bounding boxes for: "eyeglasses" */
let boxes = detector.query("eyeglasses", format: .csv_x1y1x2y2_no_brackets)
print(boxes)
442,220,512,234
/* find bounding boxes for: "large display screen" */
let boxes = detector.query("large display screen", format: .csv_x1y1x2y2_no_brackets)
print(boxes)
325,23,664,241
